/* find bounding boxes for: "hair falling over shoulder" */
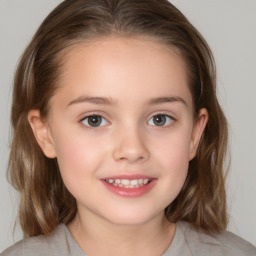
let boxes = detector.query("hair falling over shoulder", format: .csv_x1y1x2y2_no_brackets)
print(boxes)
8,0,228,237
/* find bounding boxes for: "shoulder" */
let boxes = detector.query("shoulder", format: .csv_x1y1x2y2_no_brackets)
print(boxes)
178,221,256,256
0,225,70,256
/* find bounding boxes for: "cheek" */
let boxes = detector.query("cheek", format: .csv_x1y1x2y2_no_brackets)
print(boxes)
159,142,189,189
152,127,192,168
52,130,106,191
150,129,191,195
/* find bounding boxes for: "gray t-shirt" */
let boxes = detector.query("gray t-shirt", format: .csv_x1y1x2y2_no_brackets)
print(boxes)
1,221,256,255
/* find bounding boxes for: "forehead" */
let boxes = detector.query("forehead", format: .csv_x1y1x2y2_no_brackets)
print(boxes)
52,36,192,107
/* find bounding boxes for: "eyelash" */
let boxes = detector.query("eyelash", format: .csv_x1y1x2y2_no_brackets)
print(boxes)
148,114,175,127
80,114,109,129
79,113,176,129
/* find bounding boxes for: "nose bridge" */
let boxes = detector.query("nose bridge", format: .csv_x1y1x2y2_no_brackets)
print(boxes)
112,122,149,163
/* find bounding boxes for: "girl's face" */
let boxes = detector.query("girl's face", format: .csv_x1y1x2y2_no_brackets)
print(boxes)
30,36,207,226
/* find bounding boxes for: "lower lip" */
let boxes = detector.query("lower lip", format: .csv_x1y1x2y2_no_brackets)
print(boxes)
101,179,157,198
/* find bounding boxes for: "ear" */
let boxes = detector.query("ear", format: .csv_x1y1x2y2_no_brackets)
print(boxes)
189,108,208,160
28,110,57,158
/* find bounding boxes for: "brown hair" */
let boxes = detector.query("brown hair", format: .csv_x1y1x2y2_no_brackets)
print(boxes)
8,0,228,237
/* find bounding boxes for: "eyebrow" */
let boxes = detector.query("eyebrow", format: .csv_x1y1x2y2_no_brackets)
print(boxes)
67,95,187,107
146,96,187,106
67,96,117,107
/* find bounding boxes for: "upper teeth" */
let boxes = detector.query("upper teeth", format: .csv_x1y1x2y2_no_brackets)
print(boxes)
106,178,150,188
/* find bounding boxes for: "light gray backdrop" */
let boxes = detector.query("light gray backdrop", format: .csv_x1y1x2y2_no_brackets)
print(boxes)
0,0,255,251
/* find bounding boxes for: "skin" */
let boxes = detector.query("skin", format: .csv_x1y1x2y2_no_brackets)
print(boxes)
28,36,208,256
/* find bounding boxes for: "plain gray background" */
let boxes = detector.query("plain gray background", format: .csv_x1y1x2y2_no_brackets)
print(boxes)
0,0,255,251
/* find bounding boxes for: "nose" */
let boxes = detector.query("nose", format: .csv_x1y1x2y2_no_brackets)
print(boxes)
112,126,150,163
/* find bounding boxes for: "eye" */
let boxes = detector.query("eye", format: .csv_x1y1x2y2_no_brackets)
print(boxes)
148,114,174,127
81,115,109,128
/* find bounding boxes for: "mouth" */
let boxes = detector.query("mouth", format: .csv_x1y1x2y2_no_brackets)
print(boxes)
104,178,152,188
101,175,157,198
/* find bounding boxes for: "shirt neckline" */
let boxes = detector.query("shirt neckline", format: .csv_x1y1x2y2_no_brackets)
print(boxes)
61,221,185,256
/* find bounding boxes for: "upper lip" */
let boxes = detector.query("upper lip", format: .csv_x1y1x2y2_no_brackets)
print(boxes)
101,174,156,180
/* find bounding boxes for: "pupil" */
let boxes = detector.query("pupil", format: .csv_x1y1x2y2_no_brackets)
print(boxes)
153,115,166,126
88,116,102,127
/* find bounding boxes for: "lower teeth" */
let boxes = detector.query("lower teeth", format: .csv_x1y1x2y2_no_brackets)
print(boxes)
114,184,143,188
110,182,150,188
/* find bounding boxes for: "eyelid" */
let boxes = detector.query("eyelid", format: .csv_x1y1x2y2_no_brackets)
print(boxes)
78,110,109,122
148,111,176,121
79,113,110,128
147,113,176,127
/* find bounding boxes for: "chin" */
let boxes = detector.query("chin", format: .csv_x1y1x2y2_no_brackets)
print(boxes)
101,208,163,227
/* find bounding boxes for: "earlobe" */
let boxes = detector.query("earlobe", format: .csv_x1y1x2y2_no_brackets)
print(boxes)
27,110,57,158
189,108,208,160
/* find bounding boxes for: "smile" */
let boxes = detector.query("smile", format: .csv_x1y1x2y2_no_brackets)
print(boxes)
102,176,157,198
105,178,151,188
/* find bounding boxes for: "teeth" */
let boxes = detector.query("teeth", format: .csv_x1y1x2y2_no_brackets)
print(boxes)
143,179,149,184
105,178,151,188
130,180,138,186
121,179,130,186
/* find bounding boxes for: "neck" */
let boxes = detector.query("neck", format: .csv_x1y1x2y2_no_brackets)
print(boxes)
68,209,175,256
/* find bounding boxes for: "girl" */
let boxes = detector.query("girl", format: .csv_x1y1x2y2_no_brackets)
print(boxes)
1,0,256,255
